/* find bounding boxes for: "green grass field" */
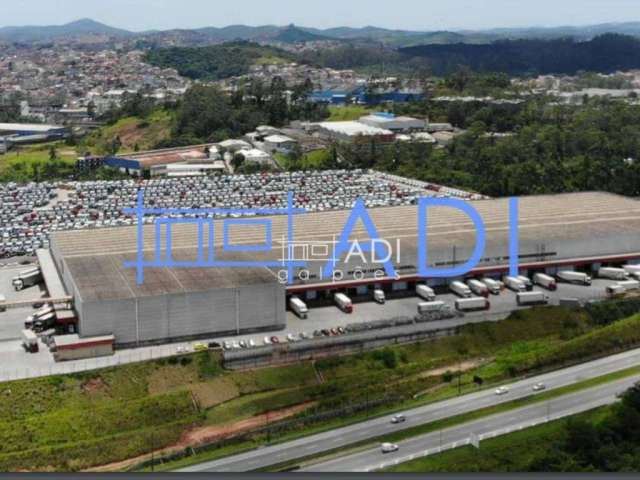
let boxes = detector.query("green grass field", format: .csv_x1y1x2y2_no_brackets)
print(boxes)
0,142,76,181
327,105,375,121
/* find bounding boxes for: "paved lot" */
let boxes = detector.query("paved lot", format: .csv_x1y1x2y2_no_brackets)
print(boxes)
0,276,620,382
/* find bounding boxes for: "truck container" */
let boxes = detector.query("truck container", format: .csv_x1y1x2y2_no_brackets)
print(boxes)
557,271,592,286
417,301,447,314
334,293,353,313
415,284,436,302
516,291,550,306
373,289,386,304
450,281,472,298
503,276,526,292
517,276,534,291
22,329,38,353
606,285,626,297
289,297,308,319
616,280,640,292
481,278,501,295
455,297,490,312
467,279,489,297
598,267,629,281
12,268,43,291
623,265,640,278
533,273,557,291
0,294,5,312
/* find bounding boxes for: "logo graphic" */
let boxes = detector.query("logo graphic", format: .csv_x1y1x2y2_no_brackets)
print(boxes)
124,189,520,285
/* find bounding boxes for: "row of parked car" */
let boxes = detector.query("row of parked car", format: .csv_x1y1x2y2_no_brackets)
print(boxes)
222,327,348,350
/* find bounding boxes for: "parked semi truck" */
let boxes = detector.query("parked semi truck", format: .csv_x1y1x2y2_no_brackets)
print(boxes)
455,297,490,312
516,291,550,306
616,280,640,292
289,297,308,319
533,273,557,291
24,305,54,329
556,271,592,286
503,276,526,292
373,289,386,304
22,329,38,353
481,278,501,295
517,276,534,291
467,279,489,297
334,293,353,313
416,284,436,302
450,281,472,298
12,267,42,291
598,267,629,281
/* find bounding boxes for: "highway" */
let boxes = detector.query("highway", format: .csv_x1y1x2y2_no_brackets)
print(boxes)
179,347,640,472
304,375,638,472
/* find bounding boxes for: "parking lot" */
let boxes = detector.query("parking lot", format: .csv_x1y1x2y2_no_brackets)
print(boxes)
0,274,619,381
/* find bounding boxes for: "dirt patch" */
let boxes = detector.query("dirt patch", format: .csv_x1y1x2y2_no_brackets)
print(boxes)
417,358,489,379
86,401,315,472
82,377,108,395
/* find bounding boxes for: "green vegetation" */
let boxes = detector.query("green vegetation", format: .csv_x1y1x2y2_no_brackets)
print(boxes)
144,42,295,81
327,105,374,121
0,142,77,182
81,110,173,155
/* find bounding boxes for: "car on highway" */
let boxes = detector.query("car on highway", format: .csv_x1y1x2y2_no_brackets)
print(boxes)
390,414,406,424
495,386,510,395
286,333,297,342
223,341,233,350
239,340,248,348
263,336,272,345
248,339,256,348
270,336,280,344
381,442,399,453
532,382,547,391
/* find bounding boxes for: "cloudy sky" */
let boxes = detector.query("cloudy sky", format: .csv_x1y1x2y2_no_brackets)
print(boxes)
2,0,639,31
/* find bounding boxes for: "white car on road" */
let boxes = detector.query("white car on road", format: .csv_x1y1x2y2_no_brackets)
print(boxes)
495,386,510,395
381,443,399,453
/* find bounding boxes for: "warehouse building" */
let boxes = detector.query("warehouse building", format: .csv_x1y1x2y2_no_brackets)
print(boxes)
314,121,395,143
104,144,216,177
49,191,640,347
358,113,426,133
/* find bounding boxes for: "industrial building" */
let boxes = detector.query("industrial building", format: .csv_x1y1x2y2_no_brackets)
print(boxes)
104,144,218,177
358,113,426,133
314,121,395,143
47,191,640,347
0,122,68,138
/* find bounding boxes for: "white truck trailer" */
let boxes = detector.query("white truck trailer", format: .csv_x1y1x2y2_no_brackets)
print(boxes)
289,297,309,319
516,291,550,306
533,273,557,291
467,279,489,297
597,267,629,281
616,279,640,292
418,301,447,314
503,276,526,292
416,284,436,302
623,265,640,278
450,281,472,298
12,267,43,291
334,293,353,313
556,271,592,286
455,297,490,312
481,278,501,295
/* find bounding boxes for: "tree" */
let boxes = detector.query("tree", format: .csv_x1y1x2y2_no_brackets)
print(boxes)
48,145,58,162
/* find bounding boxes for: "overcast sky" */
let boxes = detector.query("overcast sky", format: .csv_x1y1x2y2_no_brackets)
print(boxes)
2,0,639,31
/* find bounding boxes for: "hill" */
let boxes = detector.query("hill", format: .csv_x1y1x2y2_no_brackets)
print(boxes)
399,34,640,76
0,18,132,42
144,42,296,80
274,25,332,43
